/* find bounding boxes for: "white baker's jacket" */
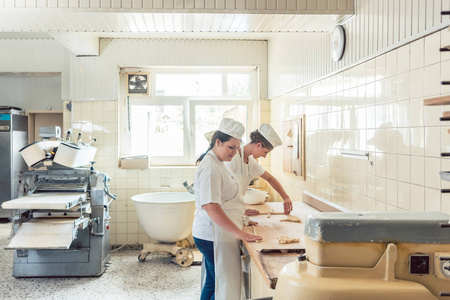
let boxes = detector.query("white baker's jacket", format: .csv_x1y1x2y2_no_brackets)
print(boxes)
225,145,265,195
192,151,246,300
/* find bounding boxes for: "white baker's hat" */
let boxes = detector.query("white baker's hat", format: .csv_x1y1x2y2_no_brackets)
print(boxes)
218,118,245,140
259,123,282,148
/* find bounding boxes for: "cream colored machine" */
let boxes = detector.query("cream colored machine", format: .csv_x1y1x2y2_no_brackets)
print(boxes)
274,212,450,300
2,165,116,277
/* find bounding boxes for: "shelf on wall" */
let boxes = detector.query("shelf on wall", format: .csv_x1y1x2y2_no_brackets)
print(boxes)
424,95,450,106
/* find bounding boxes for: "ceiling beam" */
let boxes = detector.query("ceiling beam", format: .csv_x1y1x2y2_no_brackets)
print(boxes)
49,32,99,56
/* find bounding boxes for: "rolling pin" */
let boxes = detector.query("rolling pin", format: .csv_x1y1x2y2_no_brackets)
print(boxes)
258,212,286,215
252,225,260,243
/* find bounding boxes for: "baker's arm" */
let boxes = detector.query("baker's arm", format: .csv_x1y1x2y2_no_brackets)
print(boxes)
260,171,293,214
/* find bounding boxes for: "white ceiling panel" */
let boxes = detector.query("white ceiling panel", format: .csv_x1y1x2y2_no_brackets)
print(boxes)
0,3,353,56
0,11,352,34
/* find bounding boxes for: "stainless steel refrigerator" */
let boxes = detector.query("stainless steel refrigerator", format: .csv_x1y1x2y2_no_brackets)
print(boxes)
0,107,28,220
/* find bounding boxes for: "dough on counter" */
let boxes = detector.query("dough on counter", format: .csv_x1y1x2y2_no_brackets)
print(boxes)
278,236,300,244
280,215,301,223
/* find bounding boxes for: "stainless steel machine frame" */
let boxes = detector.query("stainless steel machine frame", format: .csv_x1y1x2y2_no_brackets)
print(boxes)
5,166,115,277
0,108,28,220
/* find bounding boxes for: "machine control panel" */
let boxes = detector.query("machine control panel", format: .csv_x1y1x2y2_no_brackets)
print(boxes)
409,254,430,275
0,114,11,132
434,253,450,279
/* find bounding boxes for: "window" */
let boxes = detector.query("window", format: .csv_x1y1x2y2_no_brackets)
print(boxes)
130,104,184,157
194,103,247,156
121,67,257,166
155,74,222,96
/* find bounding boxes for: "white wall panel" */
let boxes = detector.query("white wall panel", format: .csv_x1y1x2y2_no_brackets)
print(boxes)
268,1,450,214
0,76,62,110
0,39,69,104
71,38,267,100
0,39,66,72
268,0,450,99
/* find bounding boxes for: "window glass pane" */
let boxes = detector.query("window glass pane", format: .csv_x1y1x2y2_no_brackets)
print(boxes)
195,105,247,156
131,105,184,157
155,74,222,96
227,74,250,97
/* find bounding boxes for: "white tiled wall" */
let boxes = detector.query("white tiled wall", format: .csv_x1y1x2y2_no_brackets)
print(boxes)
268,0,450,99
269,28,450,215
64,100,197,246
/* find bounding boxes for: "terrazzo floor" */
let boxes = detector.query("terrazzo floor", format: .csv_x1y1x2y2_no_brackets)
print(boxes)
0,223,202,300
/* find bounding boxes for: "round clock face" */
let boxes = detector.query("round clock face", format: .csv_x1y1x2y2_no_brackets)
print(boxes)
331,25,345,62
441,260,450,279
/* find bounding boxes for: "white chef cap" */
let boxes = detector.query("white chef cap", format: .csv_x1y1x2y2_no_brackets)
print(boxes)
218,118,245,140
259,123,282,148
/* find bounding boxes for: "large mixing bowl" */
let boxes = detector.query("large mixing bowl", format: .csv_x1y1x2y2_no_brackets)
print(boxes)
131,192,195,243
244,188,268,205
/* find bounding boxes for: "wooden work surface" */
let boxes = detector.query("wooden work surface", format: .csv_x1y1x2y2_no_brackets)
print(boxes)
1,192,86,210
242,201,320,289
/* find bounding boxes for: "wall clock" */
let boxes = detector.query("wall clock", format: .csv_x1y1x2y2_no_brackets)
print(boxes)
127,73,149,95
331,25,346,62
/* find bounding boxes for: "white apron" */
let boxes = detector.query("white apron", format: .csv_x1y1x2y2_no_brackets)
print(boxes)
239,145,253,196
209,152,246,300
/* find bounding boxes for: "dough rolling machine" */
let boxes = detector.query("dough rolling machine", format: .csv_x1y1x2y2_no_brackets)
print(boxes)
273,211,450,300
2,163,116,277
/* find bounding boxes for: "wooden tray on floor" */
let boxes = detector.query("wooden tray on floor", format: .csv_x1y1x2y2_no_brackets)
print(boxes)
258,248,305,289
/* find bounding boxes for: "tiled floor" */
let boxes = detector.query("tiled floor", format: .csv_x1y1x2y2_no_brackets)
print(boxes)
0,223,201,300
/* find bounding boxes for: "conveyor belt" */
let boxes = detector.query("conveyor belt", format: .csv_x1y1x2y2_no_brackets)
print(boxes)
5,218,78,250
1,192,86,210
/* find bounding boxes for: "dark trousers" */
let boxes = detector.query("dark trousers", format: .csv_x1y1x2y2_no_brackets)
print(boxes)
194,237,215,300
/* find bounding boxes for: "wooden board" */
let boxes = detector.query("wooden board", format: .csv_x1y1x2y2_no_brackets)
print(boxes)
423,95,450,106
5,218,76,249
2,192,86,210
244,215,304,250
246,203,273,214
243,202,320,289
302,191,348,212
259,249,305,289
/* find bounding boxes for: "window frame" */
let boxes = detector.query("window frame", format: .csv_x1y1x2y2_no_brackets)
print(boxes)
129,97,191,165
120,67,258,166
190,100,253,159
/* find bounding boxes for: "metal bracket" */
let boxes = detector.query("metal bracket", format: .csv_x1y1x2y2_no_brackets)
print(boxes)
16,249,28,257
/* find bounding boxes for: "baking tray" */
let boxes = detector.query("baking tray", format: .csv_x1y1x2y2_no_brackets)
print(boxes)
258,248,305,289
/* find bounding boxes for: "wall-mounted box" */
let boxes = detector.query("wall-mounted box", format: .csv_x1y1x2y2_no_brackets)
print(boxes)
283,115,305,180
120,155,149,169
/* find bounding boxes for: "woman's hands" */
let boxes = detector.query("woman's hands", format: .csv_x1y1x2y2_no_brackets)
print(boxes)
283,198,293,214
245,208,260,216
203,203,262,242
235,230,262,242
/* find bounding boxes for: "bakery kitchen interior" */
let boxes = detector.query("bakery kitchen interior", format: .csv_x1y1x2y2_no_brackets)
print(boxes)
1,0,450,300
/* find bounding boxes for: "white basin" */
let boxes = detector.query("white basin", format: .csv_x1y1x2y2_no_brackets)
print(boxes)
244,188,268,205
131,192,195,243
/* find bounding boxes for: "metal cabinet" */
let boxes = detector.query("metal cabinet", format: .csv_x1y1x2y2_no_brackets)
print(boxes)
0,107,28,220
